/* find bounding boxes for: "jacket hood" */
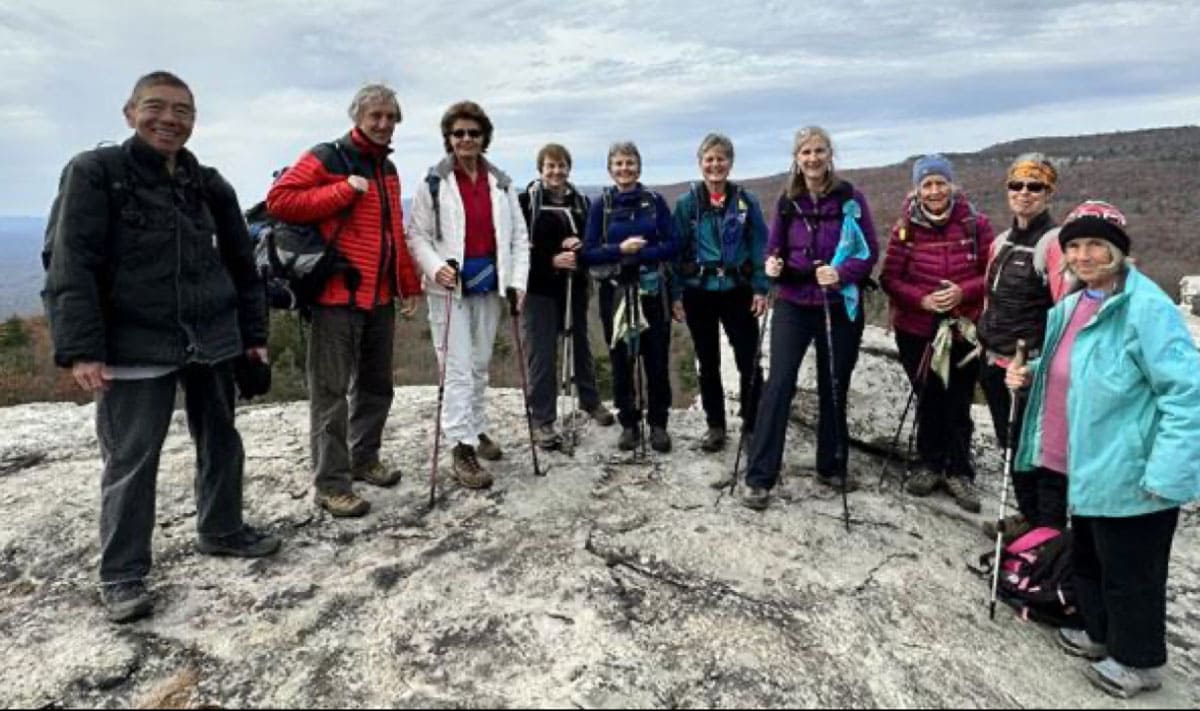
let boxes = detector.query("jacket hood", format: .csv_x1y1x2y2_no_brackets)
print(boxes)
432,155,512,190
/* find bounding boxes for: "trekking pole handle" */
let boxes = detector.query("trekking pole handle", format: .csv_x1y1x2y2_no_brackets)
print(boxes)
505,287,520,317
1007,339,1028,394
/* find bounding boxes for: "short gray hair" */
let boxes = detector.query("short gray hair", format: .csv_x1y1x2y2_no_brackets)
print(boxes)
607,141,641,169
697,133,734,162
348,84,402,123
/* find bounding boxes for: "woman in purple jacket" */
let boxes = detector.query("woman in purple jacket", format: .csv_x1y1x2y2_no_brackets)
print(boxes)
741,126,879,510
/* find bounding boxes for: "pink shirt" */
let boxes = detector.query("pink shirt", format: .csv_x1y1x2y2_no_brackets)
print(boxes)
1040,291,1104,473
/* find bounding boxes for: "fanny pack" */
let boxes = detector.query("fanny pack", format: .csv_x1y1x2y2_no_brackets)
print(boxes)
461,255,498,295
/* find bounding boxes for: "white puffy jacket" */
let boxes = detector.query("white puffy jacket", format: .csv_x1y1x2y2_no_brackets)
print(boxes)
406,156,530,297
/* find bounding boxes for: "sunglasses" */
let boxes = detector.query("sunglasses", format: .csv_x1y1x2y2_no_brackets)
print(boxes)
449,128,483,139
1007,181,1047,194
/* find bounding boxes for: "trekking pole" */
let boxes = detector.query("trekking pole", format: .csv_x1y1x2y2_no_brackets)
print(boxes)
877,383,917,487
624,279,647,461
429,259,459,508
559,271,577,455
990,339,1027,620
507,287,545,477
729,283,776,496
815,262,851,533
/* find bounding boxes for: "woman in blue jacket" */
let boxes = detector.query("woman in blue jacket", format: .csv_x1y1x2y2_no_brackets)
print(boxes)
584,141,678,453
1007,201,1200,699
671,133,769,452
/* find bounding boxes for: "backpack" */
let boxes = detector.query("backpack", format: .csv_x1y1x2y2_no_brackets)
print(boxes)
976,526,1081,627
244,141,360,312
677,182,754,281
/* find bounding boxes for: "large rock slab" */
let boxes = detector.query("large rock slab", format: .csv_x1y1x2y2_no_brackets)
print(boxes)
0,389,1197,707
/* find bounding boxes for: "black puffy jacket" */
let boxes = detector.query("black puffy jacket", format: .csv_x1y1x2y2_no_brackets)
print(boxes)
43,136,266,368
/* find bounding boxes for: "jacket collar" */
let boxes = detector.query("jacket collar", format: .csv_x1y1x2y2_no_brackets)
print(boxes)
348,128,392,158
433,154,512,189
124,134,200,184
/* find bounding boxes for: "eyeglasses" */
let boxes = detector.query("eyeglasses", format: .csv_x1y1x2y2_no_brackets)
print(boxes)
449,128,483,140
1007,181,1047,194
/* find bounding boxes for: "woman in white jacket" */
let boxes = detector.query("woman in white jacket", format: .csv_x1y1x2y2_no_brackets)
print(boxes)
407,101,530,488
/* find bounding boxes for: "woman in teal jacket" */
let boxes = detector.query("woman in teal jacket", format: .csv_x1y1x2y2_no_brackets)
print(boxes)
1007,201,1200,699
671,133,769,452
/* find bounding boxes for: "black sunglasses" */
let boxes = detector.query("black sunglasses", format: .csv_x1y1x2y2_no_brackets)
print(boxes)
450,128,483,139
1007,181,1047,194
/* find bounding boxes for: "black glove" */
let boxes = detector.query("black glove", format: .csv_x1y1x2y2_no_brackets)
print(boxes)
234,355,272,401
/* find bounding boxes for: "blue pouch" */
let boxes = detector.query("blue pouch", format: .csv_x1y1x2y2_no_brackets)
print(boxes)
461,255,498,294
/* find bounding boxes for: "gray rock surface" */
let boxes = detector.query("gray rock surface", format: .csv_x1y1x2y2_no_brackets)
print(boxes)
0,388,1197,708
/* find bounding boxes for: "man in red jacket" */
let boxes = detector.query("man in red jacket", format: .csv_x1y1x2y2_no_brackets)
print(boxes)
267,84,421,517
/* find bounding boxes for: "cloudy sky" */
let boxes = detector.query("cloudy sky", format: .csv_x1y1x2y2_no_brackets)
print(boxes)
2,0,1198,216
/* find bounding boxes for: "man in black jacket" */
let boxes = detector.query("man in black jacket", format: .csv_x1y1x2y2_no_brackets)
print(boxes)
43,71,280,624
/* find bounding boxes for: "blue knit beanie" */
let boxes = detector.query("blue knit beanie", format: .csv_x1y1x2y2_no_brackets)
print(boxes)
912,154,955,187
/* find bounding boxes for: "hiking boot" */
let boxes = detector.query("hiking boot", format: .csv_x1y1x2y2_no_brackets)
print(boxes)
816,471,860,493
197,525,282,558
700,427,726,453
1083,658,1162,699
650,426,672,453
584,404,616,427
741,486,770,511
618,427,640,451
476,434,503,461
101,580,154,624
944,475,982,513
533,424,562,451
315,490,371,518
353,460,402,487
1058,628,1108,661
982,513,1032,541
452,443,493,489
905,468,943,497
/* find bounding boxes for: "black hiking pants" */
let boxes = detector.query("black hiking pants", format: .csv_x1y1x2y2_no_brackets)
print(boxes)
523,287,602,428
896,329,980,480
682,286,762,432
97,362,245,584
745,299,863,490
598,281,672,429
1071,508,1180,669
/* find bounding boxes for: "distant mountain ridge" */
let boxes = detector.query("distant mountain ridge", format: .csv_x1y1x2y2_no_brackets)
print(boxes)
3,126,1198,317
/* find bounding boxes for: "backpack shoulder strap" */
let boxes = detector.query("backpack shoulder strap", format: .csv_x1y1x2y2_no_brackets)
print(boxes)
600,188,614,247
426,169,443,242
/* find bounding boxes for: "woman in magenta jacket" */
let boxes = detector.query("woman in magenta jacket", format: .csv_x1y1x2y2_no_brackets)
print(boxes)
880,154,994,512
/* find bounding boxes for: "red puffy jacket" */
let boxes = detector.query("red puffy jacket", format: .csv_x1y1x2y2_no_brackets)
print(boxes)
880,195,995,337
266,129,421,308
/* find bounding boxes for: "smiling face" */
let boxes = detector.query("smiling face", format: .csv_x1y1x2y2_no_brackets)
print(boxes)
356,99,399,147
124,83,195,158
449,119,484,164
1007,179,1051,223
1065,237,1118,288
540,157,570,191
609,152,641,190
794,137,831,187
918,175,953,215
699,146,731,187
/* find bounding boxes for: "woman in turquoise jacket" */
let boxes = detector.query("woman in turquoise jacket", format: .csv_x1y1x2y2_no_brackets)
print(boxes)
1007,201,1200,699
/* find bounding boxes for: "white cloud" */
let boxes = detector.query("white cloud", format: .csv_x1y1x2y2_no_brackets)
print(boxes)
1,0,1197,214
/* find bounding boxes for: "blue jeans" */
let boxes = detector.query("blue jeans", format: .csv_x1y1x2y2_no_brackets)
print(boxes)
745,298,864,490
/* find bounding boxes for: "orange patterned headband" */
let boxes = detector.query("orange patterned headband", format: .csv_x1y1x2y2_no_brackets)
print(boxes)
1008,160,1057,187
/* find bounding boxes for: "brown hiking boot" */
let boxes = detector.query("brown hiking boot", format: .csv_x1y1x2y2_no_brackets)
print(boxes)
905,467,943,497
452,443,493,489
944,475,982,513
315,490,371,518
353,461,402,487
982,512,1031,540
533,424,562,451
700,427,727,453
584,404,616,427
476,434,503,461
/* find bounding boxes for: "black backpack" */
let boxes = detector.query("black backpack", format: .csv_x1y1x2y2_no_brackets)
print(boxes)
245,141,360,312
976,526,1082,628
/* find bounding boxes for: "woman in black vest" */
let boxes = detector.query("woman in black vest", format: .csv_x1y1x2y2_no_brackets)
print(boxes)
977,153,1071,537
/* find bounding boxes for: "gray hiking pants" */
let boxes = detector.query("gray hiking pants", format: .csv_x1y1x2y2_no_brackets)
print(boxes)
523,289,602,427
308,304,395,495
97,361,244,584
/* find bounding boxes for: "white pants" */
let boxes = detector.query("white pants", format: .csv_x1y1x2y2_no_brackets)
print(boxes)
427,292,502,446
